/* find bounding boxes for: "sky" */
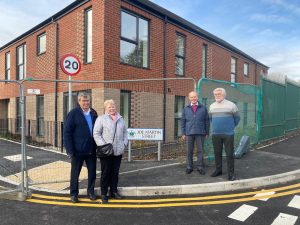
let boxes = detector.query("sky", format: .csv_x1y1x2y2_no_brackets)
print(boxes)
1,0,299,81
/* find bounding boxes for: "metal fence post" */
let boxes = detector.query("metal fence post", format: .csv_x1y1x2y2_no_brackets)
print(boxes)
128,141,131,162
158,141,161,161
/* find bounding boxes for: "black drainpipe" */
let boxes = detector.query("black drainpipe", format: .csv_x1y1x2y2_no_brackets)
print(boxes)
163,16,168,142
54,20,59,149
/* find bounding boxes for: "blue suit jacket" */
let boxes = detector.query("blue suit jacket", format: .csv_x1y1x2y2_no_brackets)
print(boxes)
181,102,210,136
63,107,98,156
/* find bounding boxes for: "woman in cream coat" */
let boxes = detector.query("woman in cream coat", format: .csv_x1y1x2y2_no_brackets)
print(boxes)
93,99,128,204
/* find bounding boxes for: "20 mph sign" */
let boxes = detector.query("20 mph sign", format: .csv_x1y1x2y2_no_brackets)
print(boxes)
60,54,81,76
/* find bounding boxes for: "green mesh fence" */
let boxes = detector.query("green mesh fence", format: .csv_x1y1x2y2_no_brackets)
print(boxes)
260,77,300,141
197,78,260,161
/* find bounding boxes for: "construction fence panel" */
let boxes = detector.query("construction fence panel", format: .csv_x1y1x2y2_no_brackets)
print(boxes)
197,78,259,160
13,78,196,193
285,81,300,132
0,80,26,197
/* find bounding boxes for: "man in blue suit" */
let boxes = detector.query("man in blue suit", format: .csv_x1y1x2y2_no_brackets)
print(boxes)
181,91,210,175
63,92,98,203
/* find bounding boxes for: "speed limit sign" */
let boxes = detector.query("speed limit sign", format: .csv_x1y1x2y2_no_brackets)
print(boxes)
60,54,81,76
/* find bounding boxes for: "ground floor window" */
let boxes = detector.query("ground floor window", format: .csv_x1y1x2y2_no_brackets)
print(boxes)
120,90,131,128
174,96,185,138
37,95,44,136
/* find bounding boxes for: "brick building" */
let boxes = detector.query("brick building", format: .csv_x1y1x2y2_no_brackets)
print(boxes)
0,0,268,147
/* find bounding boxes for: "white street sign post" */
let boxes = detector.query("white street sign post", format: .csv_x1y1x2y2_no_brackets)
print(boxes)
60,54,81,112
127,128,164,162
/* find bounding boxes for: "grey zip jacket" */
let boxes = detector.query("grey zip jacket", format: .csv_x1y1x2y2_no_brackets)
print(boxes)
93,112,128,156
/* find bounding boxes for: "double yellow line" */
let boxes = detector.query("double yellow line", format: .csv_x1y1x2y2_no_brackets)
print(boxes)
27,182,300,208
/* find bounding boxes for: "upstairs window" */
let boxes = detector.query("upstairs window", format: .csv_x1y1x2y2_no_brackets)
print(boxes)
231,57,237,83
17,44,26,80
37,33,46,55
202,44,208,78
5,52,10,80
175,34,186,76
84,8,92,63
120,10,149,68
244,62,249,76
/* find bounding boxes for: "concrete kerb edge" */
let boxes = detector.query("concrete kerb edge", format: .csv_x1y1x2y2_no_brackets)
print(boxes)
118,169,300,197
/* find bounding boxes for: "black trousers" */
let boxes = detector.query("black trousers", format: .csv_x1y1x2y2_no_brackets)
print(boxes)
99,155,122,196
70,154,96,196
212,134,234,176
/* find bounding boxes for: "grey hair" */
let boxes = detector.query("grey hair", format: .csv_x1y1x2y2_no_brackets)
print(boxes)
213,88,227,97
78,92,91,101
104,99,116,109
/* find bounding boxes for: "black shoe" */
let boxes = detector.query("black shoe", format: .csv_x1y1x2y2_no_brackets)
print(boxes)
110,192,123,199
88,193,97,201
197,169,205,175
211,171,222,177
70,195,79,203
228,175,236,181
101,195,108,204
186,169,193,174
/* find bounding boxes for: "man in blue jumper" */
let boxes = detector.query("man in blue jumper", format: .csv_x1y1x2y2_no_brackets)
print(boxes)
209,88,240,181
64,92,98,203
181,91,210,175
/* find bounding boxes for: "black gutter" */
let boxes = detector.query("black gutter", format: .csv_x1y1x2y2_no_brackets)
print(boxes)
163,16,168,142
54,21,59,148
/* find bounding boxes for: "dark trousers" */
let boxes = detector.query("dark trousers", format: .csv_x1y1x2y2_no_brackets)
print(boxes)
70,154,96,196
186,135,205,170
100,155,122,195
212,134,234,176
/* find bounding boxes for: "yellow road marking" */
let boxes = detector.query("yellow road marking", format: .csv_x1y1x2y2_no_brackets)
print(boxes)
31,182,300,203
27,188,300,208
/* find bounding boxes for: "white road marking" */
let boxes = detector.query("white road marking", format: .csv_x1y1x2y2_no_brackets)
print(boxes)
271,213,298,225
4,154,32,162
254,190,275,201
228,204,258,222
288,195,300,209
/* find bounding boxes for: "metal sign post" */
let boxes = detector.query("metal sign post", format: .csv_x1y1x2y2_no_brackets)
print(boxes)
60,54,81,112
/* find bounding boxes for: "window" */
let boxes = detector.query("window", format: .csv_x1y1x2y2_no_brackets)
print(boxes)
244,63,249,76
202,44,208,78
17,44,26,80
37,95,44,136
120,90,131,128
174,96,185,138
37,33,46,55
120,10,149,68
84,8,92,63
231,57,237,83
5,52,10,80
63,90,92,120
175,34,186,76
16,97,21,133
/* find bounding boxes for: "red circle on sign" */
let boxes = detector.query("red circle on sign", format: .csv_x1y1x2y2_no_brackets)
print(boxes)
60,54,81,76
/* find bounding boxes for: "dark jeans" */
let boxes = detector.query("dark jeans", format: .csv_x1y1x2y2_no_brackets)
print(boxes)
212,134,234,176
186,135,205,170
99,155,122,195
70,154,96,197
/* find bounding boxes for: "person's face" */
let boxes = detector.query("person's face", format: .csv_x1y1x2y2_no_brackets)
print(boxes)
78,97,90,111
214,90,224,103
188,92,198,104
106,103,116,115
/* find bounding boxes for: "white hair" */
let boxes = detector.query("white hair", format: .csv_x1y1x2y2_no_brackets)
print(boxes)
213,88,226,97
103,99,116,109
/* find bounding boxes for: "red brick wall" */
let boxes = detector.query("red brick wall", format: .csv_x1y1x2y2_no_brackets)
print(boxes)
0,0,268,101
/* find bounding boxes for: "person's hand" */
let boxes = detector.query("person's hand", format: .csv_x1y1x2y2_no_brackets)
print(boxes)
205,135,209,139
68,153,74,159
181,135,186,141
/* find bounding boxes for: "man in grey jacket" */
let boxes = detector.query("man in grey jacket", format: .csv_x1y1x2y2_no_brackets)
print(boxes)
181,91,210,175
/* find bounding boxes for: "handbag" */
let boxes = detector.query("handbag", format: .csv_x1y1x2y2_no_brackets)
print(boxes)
96,122,117,158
